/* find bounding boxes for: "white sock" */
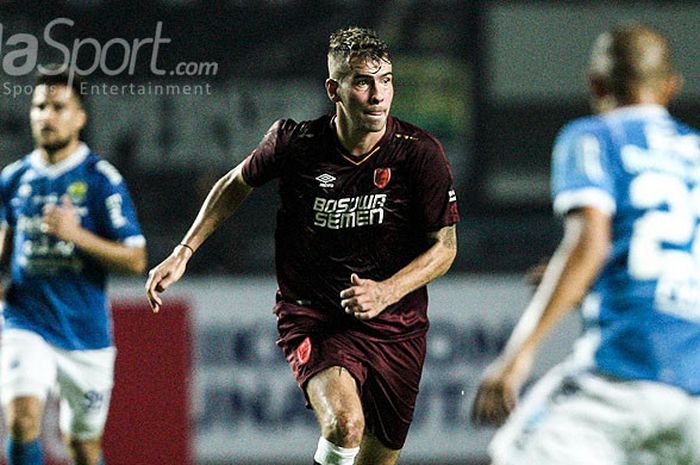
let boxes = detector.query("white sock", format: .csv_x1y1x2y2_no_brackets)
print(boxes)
313,436,360,465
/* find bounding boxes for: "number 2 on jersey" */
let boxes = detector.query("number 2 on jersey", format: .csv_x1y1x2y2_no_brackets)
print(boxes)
629,172,700,281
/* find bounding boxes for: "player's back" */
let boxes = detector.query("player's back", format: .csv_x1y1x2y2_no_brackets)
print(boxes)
552,104,700,393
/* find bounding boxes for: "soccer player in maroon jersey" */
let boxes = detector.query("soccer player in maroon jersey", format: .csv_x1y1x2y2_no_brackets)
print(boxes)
146,26,459,465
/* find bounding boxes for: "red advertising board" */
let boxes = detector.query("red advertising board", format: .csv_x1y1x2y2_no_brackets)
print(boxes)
0,299,192,465
105,299,192,465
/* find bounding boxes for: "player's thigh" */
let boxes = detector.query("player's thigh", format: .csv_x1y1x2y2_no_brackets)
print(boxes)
306,365,364,426
356,430,401,465
490,371,629,465
55,346,115,440
680,394,700,464
0,329,57,405
359,334,425,450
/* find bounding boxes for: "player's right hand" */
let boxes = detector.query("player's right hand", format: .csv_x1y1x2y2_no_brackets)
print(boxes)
145,246,192,313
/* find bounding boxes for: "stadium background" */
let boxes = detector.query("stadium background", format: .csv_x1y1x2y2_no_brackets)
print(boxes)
0,1,699,464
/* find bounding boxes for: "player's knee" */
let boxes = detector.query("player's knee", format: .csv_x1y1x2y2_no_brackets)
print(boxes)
67,437,103,465
325,410,365,447
7,413,41,442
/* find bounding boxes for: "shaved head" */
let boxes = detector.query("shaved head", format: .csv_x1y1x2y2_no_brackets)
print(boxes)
590,23,676,104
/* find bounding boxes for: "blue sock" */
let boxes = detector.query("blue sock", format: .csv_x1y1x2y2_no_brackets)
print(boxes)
7,438,44,465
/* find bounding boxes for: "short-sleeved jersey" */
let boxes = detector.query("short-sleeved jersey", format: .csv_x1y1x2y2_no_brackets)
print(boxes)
0,143,145,350
243,115,460,340
552,104,700,393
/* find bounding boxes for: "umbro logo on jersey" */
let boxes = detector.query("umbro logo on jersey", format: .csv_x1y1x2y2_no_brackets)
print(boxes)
448,189,457,202
316,173,336,188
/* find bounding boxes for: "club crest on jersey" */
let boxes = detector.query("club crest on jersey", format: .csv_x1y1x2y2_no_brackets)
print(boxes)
373,168,391,189
67,181,88,204
316,173,336,188
296,336,312,365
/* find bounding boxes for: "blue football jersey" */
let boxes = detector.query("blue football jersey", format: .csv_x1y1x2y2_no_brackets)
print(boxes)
552,104,700,393
0,144,144,350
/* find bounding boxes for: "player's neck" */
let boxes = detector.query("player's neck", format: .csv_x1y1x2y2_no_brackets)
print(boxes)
334,120,386,157
594,87,668,114
38,139,81,165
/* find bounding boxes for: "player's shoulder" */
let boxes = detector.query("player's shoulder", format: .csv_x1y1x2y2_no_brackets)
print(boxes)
557,115,608,141
672,117,700,138
389,116,445,157
0,153,33,185
83,152,124,186
270,114,332,142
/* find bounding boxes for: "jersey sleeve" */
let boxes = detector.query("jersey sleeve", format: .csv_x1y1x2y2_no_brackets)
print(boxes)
241,119,292,187
0,162,22,229
410,139,460,231
551,121,616,216
92,160,145,247
0,172,10,228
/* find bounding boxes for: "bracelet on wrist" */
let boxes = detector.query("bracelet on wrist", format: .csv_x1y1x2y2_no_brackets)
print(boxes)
178,243,194,254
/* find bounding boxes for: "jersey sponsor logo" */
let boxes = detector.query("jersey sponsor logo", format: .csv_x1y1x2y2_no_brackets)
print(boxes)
18,184,31,198
315,173,336,188
296,337,312,365
373,168,391,189
313,194,387,230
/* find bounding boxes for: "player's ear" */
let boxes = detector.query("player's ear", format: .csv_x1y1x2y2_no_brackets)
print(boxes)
326,78,341,103
77,107,87,131
588,74,608,100
661,73,683,104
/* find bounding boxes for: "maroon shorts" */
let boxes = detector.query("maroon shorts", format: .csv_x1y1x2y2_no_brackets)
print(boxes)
277,312,427,450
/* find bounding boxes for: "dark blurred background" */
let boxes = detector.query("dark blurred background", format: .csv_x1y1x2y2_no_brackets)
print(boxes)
5,0,699,278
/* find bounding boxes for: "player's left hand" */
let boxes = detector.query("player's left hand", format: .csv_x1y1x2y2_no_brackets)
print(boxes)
471,352,533,427
339,273,393,320
43,195,81,242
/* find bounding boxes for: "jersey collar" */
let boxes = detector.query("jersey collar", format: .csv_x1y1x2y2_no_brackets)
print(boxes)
29,142,90,178
331,116,394,166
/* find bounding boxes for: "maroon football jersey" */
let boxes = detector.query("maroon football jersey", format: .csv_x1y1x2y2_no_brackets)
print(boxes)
242,114,460,340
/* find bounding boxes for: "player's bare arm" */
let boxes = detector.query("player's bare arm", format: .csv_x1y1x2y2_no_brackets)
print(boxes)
145,161,253,312
0,224,13,299
340,224,457,320
471,207,610,427
42,195,146,275
0,224,13,268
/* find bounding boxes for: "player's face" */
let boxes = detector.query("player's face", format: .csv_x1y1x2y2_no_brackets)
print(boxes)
30,84,85,152
335,57,393,133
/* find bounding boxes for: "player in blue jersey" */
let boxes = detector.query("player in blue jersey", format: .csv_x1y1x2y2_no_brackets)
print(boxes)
472,23,700,465
0,68,146,465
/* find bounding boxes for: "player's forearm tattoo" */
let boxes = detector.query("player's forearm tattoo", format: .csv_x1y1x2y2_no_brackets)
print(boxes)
438,225,457,250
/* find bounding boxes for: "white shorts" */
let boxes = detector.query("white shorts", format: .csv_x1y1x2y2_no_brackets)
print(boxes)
490,361,700,465
0,328,116,440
